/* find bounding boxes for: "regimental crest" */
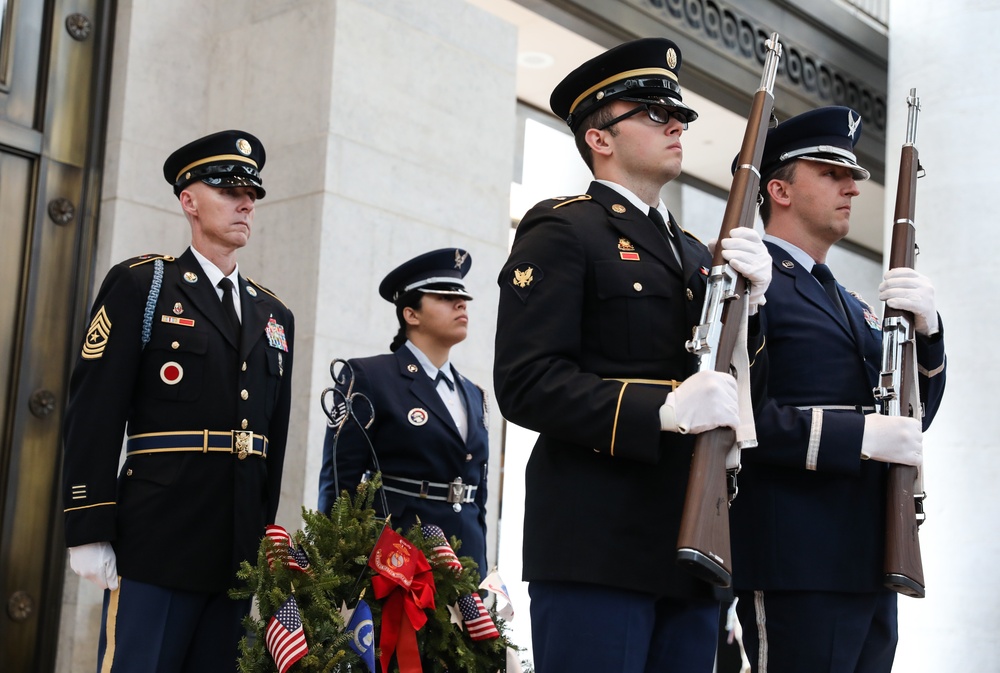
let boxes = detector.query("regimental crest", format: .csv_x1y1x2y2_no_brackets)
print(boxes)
619,237,639,261
82,306,112,359
847,110,861,139
454,249,469,270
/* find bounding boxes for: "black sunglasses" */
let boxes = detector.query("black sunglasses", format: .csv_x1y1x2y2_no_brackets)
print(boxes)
598,103,690,131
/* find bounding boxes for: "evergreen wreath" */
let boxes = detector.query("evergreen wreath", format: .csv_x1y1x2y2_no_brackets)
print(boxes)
232,474,517,672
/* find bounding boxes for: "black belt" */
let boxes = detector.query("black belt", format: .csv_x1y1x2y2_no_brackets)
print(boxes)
382,475,477,504
126,430,268,460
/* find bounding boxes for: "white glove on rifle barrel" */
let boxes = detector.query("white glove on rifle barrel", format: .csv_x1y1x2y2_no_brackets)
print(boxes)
721,228,772,314
878,267,939,336
660,370,740,435
861,414,923,466
69,541,119,591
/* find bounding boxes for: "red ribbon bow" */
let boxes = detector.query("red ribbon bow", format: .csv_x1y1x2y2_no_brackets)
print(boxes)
368,527,436,673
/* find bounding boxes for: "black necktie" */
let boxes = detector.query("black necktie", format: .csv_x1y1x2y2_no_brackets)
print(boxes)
218,278,241,339
811,263,848,321
648,207,675,241
435,370,454,392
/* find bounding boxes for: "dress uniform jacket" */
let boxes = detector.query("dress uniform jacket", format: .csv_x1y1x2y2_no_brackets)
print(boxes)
62,248,294,593
494,181,744,600
318,347,490,574
730,240,946,592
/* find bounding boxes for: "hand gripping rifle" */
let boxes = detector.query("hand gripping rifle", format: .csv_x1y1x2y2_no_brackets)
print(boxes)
677,33,782,588
875,88,926,598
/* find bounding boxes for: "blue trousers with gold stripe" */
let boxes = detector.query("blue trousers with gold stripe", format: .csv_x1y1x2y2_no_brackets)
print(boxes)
97,577,249,673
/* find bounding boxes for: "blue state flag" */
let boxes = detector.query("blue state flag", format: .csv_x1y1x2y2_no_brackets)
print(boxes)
347,599,376,673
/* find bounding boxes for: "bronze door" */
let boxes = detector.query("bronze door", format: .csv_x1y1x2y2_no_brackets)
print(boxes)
0,0,113,669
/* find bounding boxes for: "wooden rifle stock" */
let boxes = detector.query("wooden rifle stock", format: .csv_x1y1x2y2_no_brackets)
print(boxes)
676,34,782,588
878,88,926,598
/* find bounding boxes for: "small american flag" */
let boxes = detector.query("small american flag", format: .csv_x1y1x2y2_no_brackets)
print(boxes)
457,593,499,641
266,595,308,673
265,525,310,573
421,524,462,572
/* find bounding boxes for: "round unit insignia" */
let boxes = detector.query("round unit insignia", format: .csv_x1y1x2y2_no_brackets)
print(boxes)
782,260,795,269
666,48,678,69
236,138,252,156
407,408,429,426
160,361,184,385
407,364,419,373
246,286,258,297
612,204,627,214
183,271,198,283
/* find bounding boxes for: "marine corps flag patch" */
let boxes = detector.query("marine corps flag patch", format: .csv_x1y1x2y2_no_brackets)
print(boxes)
82,306,112,359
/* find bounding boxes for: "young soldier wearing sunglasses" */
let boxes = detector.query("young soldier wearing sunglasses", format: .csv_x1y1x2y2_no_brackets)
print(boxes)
494,38,772,672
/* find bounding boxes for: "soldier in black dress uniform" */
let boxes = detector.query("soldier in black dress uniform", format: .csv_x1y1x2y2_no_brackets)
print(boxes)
729,107,947,672
62,130,295,672
493,38,773,672
317,248,490,575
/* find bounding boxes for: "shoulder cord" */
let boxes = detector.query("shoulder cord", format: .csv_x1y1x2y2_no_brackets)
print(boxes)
141,259,164,348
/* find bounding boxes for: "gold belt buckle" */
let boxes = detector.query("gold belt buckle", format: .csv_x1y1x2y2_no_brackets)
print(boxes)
234,431,252,460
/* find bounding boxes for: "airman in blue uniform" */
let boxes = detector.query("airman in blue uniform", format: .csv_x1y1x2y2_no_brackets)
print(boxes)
729,107,947,673
62,130,295,672
318,248,490,575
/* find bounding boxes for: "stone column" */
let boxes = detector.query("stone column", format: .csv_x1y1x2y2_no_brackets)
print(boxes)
56,0,516,668
888,1,1000,668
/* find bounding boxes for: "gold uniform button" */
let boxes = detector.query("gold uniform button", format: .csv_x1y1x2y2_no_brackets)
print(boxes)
633,282,643,292
171,341,180,349
686,288,694,300
241,419,248,430
126,468,133,476
241,389,249,400
465,453,473,462
241,362,247,372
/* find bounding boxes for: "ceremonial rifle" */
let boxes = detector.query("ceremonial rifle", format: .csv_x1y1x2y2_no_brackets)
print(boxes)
875,88,926,598
677,33,782,588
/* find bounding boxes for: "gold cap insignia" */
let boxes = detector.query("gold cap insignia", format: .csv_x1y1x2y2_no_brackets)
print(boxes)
618,238,635,252
666,48,677,69
183,271,198,283
82,306,112,359
513,267,534,289
236,138,252,156
612,204,627,214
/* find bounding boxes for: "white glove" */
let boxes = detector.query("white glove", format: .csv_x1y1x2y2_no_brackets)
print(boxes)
660,371,739,435
69,542,119,591
861,414,923,466
721,228,772,313
878,267,939,336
